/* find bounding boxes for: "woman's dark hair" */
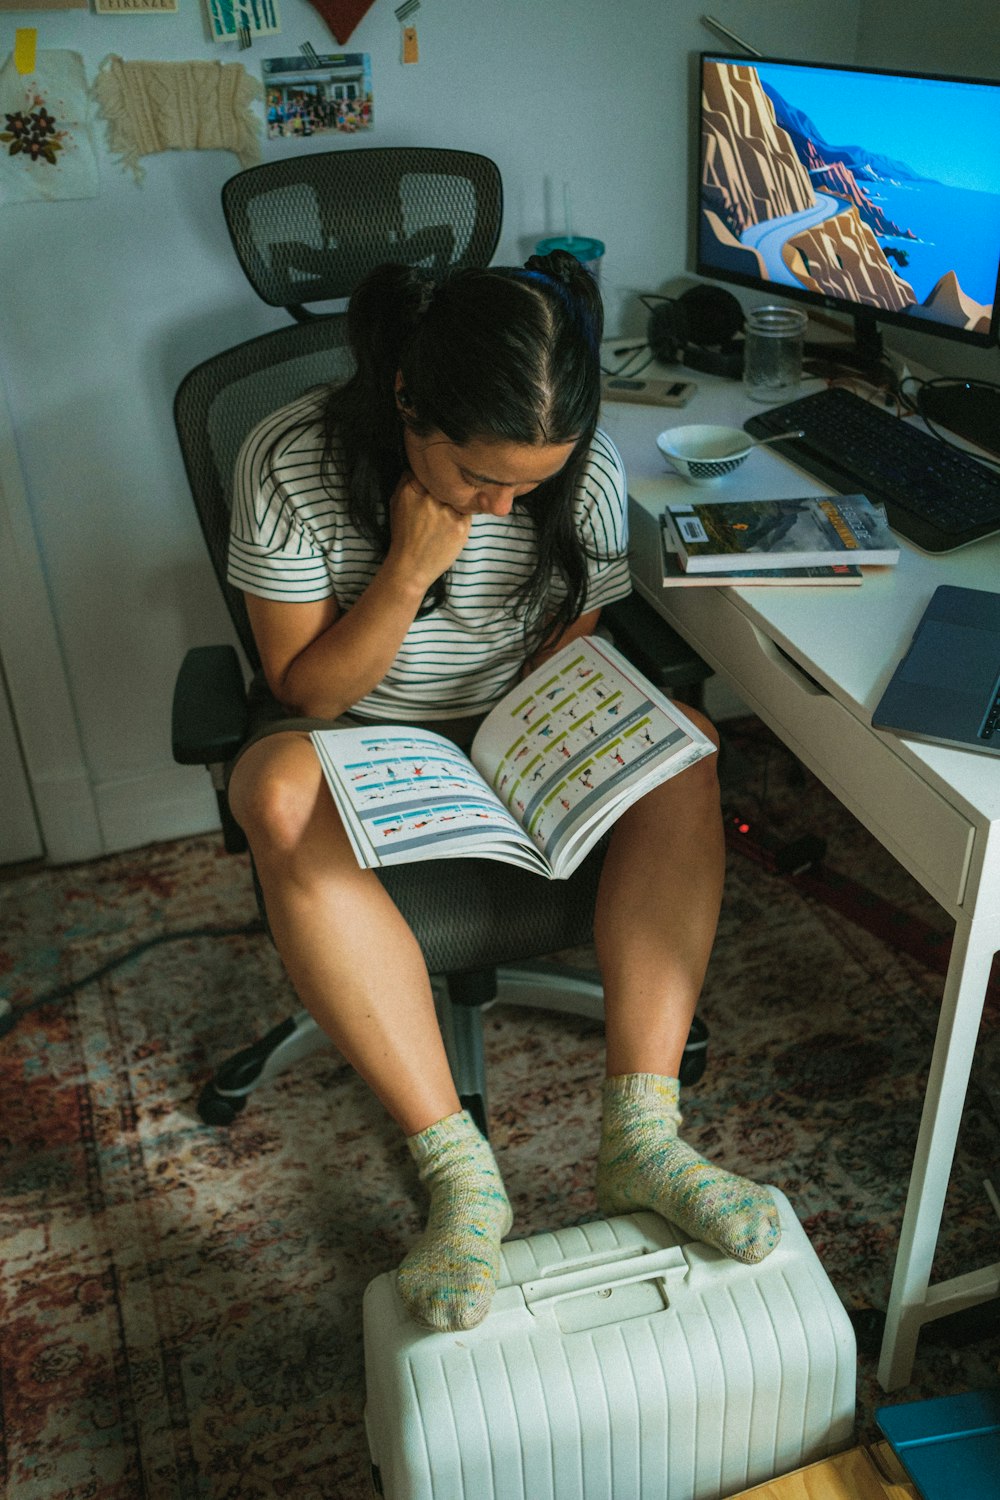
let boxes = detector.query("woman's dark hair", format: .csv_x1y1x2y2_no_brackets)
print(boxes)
294,249,608,651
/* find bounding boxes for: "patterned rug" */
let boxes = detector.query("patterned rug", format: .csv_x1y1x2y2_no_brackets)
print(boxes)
2,722,998,1499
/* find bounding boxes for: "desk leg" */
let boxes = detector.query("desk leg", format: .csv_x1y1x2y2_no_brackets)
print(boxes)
878,908,997,1390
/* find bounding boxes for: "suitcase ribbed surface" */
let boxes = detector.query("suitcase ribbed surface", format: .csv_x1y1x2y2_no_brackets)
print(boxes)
363,1191,856,1500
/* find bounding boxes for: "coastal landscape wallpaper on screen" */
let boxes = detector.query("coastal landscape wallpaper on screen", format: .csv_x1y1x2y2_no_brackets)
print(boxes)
700,59,1000,333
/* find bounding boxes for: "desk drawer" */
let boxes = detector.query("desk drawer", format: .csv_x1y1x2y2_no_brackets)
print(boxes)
659,590,974,912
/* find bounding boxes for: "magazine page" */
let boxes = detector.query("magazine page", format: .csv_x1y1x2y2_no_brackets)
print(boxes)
470,636,715,877
310,725,547,873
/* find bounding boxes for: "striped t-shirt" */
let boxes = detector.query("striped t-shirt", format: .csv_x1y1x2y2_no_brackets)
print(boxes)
227,393,632,720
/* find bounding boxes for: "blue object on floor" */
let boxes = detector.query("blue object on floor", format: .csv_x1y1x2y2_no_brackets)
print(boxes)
876,1388,1000,1498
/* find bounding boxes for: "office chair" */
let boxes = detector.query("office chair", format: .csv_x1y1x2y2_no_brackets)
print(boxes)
220,146,504,319
172,313,713,1134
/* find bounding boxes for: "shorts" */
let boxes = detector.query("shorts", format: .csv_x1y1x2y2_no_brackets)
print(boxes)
225,673,487,786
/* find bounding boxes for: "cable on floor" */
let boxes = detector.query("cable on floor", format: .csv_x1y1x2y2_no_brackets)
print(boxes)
0,918,266,1038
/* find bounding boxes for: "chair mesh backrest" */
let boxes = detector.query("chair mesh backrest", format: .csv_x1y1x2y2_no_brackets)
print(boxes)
174,316,354,668
221,147,503,312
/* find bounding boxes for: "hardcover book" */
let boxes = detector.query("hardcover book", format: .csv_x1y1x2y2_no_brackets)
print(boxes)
665,494,899,573
659,513,863,586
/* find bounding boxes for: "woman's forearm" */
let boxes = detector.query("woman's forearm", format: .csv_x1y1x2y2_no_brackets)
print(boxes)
249,472,472,718
276,558,429,717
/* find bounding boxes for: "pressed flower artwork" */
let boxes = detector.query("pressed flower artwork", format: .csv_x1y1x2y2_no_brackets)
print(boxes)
2,101,65,163
0,49,98,201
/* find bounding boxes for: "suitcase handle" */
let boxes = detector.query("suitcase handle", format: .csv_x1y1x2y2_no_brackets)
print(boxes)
521,1245,689,1314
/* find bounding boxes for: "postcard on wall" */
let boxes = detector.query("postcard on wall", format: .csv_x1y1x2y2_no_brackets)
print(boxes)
93,0,179,12
262,53,372,138
206,0,280,43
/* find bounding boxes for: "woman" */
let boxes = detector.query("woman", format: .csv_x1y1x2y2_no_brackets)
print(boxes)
226,250,779,1331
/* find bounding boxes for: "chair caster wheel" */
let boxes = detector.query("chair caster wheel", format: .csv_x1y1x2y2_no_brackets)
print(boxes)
197,1083,248,1126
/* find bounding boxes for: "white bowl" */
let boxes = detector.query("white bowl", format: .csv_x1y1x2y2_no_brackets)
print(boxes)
656,424,752,485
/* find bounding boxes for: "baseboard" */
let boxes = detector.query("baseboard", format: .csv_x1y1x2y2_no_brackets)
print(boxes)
90,765,220,858
33,770,105,864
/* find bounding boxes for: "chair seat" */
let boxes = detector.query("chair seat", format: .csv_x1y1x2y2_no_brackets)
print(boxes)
376,842,608,977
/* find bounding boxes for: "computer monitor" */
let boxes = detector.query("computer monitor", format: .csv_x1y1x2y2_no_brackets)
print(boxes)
696,54,1000,370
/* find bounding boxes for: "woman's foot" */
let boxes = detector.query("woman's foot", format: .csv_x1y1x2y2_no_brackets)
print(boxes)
596,1074,780,1264
398,1110,513,1330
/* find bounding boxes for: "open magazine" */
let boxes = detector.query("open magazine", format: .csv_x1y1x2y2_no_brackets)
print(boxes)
311,635,715,879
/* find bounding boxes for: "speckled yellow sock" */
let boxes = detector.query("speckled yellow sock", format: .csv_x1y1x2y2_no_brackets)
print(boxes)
596,1074,780,1264
397,1110,513,1330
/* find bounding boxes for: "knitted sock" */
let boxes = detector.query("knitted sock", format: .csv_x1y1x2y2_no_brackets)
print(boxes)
596,1074,780,1264
397,1110,513,1330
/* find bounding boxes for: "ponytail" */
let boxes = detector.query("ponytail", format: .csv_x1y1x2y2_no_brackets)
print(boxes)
319,264,435,558
523,247,604,348
345,263,434,410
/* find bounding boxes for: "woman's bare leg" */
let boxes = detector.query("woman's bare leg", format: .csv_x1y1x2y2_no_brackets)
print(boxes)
228,730,511,1326
593,708,780,1262
229,731,460,1135
594,715,725,1078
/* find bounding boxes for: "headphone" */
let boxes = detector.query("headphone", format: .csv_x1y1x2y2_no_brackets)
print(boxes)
647,285,745,380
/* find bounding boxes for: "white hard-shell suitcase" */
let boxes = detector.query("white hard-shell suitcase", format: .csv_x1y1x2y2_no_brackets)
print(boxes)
363,1188,856,1500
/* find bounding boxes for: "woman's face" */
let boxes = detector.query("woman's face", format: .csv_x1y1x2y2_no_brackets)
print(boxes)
402,427,577,517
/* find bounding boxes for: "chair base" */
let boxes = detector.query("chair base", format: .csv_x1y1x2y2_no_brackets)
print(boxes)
195,963,709,1133
196,1011,329,1125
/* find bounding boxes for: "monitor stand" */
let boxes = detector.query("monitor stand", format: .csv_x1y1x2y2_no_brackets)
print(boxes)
917,381,1000,459
804,308,885,379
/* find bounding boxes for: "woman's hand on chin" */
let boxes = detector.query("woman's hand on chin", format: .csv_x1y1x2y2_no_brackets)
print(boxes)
387,470,473,590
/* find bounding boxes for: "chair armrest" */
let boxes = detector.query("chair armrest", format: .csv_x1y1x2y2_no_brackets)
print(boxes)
172,645,249,765
602,594,712,697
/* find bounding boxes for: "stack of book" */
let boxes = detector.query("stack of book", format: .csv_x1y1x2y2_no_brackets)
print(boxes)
658,493,900,586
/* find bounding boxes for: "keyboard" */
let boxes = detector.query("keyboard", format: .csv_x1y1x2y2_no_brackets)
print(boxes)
743,386,1000,553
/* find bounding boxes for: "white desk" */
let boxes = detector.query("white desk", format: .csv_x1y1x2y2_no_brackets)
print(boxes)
601,375,1000,1391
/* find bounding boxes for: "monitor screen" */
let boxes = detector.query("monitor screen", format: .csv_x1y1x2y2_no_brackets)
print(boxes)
697,54,1000,351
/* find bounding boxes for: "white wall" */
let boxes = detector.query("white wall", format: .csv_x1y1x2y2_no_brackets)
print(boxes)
857,0,998,82
1,0,868,856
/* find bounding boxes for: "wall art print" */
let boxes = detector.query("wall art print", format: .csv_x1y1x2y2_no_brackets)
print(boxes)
205,0,280,43
0,49,98,202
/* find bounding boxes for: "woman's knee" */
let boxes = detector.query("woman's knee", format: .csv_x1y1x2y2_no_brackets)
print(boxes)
676,701,721,753
228,735,327,857
632,707,721,825
669,704,721,791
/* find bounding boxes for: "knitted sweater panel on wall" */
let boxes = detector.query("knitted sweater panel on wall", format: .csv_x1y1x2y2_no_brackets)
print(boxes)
94,56,261,181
